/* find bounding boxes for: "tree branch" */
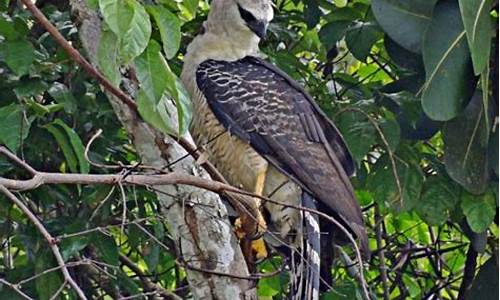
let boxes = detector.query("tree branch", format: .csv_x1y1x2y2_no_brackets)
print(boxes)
0,185,88,299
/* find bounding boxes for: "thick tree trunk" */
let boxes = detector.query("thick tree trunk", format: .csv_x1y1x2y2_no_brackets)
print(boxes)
68,1,256,298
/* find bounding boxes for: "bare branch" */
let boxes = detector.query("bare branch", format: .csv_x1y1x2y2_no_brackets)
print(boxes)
0,278,34,300
0,186,88,299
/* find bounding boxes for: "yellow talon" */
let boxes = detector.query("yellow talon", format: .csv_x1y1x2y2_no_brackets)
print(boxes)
252,237,268,260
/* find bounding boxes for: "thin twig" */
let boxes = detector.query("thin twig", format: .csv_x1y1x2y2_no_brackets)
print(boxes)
375,206,389,300
0,152,369,297
0,146,36,175
0,186,88,299
119,254,182,300
0,278,34,300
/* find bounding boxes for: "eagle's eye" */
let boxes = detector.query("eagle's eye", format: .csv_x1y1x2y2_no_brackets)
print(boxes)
237,4,257,23
237,4,267,39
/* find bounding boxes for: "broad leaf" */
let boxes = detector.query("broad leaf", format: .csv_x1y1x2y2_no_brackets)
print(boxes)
458,0,494,75
44,124,79,173
97,28,121,86
468,258,499,300
384,36,424,72
417,176,459,225
367,155,424,212
135,40,192,136
0,39,34,76
99,0,151,63
422,0,476,121
35,251,63,300
147,5,181,59
99,0,135,40
371,0,437,53
52,119,90,174
120,0,151,63
319,20,351,50
461,190,496,233
48,82,77,114
337,110,375,163
443,92,489,194
345,21,383,61
0,103,31,152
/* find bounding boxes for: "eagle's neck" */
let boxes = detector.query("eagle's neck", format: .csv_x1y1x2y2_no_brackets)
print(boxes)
184,30,260,66
181,30,261,97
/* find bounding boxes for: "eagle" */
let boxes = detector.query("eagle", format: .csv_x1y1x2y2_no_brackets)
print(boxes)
180,0,368,298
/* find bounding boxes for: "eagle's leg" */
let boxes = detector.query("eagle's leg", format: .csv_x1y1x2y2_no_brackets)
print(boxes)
235,166,269,268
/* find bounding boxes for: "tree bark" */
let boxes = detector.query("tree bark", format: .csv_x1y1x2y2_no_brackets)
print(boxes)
68,1,256,298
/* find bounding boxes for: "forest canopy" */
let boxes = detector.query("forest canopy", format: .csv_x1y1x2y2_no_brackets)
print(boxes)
0,0,497,299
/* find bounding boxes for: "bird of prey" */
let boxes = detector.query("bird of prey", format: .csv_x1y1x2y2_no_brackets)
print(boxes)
181,0,368,298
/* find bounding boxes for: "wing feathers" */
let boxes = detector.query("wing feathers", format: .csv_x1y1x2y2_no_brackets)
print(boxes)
196,57,367,252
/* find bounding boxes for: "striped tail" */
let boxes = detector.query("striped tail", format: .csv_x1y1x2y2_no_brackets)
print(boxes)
290,193,320,300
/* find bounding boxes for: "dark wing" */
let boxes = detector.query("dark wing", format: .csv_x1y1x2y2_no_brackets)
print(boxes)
196,56,367,251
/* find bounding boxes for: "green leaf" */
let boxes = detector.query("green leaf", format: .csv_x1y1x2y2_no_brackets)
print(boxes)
61,236,89,260
93,234,119,265
35,251,63,300
371,0,437,53
417,176,459,226
319,20,351,50
99,0,135,40
120,0,151,63
144,243,160,271
367,156,424,212
304,0,321,29
461,190,496,233
97,28,121,86
421,0,476,121
458,0,493,75
345,22,383,61
48,82,77,114
0,39,35,76
44,124,79,173
336,110,375,163
135,40,192,136
99,0,151,63
180,0,198,19
146,5,181,59
0,103,31,153
378,117,401,152
468,258,499,300
443,92,489,194
52,119,90,174
384,36,424,72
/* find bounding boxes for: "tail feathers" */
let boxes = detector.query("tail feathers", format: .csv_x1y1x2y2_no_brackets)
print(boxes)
290,193,320,300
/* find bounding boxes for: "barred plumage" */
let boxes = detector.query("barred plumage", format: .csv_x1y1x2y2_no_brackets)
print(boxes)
180,1,368,298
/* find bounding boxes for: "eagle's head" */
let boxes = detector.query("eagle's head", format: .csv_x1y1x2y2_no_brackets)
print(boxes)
206,0,274,40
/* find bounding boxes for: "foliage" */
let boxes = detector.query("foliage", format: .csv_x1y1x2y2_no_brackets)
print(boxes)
0,0,497,299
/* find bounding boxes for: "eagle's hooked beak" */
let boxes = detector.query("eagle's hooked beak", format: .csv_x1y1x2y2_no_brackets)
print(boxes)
247,20,268,39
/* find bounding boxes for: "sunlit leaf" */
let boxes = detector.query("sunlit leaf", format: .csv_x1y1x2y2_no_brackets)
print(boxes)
147,5,181,59
461,189,496,233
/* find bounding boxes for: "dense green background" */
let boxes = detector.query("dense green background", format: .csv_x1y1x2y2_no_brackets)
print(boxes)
0,0,497,299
